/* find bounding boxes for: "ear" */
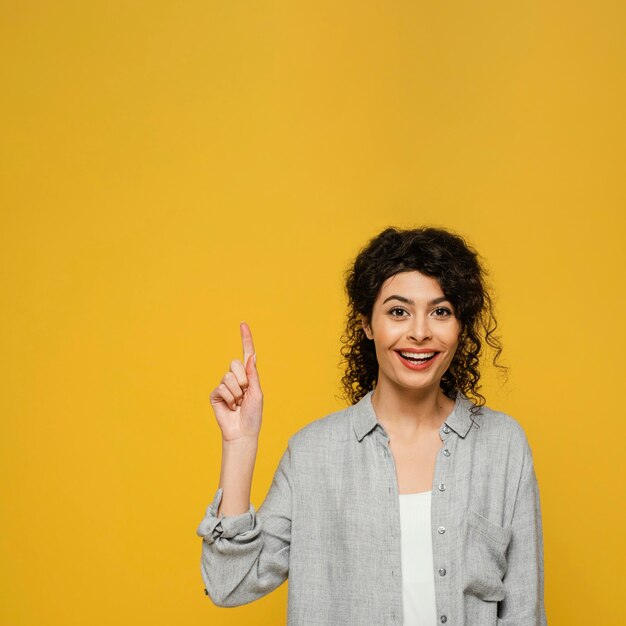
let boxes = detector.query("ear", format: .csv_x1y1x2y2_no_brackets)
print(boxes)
360,315,373,340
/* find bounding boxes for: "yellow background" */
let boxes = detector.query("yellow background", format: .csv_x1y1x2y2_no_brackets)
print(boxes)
1,1,624,624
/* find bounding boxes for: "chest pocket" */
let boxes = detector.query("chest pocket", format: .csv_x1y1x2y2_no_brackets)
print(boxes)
462,510,512,602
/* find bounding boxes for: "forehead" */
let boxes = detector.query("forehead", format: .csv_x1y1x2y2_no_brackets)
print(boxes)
377,271,445,299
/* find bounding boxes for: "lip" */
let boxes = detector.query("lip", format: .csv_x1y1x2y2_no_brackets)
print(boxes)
395,349,440,371
396,348,440,354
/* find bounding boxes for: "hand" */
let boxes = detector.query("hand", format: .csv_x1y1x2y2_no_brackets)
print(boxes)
209,322,263,443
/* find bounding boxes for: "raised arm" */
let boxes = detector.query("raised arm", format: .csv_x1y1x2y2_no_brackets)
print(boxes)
198,322,291,607
209,322,263,516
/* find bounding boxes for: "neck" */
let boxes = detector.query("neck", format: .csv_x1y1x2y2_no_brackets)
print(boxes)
371,381,454,437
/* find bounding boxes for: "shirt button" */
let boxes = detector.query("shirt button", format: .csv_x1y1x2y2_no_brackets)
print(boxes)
438,483,446,492
442,426,450,434
440,616,448,624
439,568,447,576
438,526,446,534
443,448,451,457
204,588,209,596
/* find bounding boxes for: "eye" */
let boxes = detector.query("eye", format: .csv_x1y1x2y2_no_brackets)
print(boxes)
432,306,453,318
388,307,409,318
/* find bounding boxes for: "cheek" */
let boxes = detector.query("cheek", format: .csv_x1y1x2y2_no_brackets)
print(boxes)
445,329,461,357
370,328,396,359
450,323,462,345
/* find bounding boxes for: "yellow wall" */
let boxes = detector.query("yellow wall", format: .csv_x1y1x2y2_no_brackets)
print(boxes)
1,2,624,624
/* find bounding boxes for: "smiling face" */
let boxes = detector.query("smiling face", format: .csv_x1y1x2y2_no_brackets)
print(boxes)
361,270,461,398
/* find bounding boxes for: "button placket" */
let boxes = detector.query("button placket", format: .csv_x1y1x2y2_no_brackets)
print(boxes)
377,434,392,499
434,429,452,626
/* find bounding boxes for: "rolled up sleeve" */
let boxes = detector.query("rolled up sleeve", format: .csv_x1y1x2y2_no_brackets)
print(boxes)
196,445,292,607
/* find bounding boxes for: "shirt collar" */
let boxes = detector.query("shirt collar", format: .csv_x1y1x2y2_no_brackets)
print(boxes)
351,389,479,442
351,391,379,441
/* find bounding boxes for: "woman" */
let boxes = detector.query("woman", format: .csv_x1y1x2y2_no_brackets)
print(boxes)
197,227,547,626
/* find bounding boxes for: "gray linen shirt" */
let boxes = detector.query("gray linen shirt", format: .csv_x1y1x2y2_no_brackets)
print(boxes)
197,391,547,626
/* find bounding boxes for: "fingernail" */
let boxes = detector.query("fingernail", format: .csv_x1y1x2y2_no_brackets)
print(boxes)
253,353,257,364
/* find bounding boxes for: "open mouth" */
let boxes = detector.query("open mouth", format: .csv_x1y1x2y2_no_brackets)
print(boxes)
396,350,439,367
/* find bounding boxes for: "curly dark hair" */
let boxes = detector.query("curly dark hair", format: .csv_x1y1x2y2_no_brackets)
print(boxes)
340,226,505,410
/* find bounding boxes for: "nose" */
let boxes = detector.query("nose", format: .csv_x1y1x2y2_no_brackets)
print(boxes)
407,314,432,343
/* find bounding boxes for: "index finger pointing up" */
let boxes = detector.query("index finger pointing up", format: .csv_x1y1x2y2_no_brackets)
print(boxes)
240,321,255,365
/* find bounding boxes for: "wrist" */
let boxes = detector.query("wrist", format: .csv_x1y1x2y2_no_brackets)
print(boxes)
222,435,259,452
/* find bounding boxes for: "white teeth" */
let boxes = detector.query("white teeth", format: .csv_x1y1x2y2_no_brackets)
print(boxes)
400,351,435,360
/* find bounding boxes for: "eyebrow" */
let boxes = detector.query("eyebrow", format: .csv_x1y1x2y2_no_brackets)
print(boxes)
382,295,450,306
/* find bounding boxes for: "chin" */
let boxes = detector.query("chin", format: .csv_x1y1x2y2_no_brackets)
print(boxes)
395,377,441,393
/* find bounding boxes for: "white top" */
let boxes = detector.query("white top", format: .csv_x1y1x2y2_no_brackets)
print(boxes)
399,491,438,626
